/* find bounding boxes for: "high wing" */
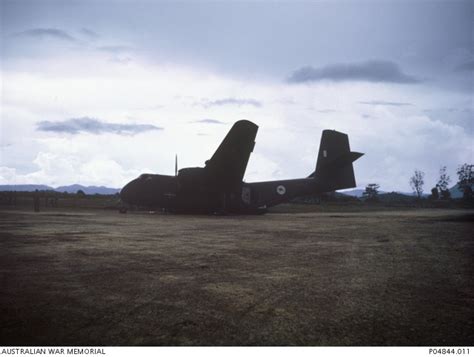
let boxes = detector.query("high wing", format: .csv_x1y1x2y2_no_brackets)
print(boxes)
204,120,258,190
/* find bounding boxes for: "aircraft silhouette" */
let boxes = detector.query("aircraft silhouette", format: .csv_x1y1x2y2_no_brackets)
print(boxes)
120,120,363,214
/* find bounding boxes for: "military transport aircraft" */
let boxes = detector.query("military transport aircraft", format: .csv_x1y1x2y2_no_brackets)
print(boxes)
120,120,363,214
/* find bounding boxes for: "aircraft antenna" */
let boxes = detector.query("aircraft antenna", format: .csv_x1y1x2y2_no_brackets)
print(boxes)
175,154,178,176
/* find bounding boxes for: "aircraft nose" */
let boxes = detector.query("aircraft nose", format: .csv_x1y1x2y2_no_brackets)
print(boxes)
120,180,136,204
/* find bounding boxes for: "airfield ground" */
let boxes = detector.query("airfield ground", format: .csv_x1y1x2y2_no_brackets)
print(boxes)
0,206,473,346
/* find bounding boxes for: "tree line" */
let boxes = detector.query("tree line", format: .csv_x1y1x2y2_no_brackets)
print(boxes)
363,163,473,201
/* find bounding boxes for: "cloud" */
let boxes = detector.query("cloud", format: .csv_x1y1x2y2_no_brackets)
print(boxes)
359,101,412,106
423,108,458,113
81,28,99,39
287,60,421,84
96,45,132,53
36,117,163,135
192,119,225,124
315,109,337,113
422,107,472,130
96,45,133,64
13,28,77,42
0,153,143,188
455,61,474,72
200,98,262,108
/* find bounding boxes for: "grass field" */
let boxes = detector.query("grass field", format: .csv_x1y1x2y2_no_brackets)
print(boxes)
0,207,473,346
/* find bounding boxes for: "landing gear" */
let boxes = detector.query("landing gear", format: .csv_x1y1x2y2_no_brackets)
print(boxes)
119,207,128,214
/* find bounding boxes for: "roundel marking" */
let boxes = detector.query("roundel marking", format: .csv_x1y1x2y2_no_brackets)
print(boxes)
276,185,286,195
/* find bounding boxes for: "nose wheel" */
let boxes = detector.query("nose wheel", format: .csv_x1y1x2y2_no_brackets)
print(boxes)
118,200,129,213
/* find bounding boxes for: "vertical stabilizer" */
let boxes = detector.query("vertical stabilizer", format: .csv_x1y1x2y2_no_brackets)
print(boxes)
314,130,363,190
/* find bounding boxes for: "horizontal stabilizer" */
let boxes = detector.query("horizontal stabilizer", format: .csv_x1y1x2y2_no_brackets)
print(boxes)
320,151,364,169
308,151,363,178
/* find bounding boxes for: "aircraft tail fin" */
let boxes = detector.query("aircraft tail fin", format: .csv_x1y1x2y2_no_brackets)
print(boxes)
205,120,258,189
310,130,363,190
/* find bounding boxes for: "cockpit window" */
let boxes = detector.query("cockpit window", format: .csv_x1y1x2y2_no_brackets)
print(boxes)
139,174,153,180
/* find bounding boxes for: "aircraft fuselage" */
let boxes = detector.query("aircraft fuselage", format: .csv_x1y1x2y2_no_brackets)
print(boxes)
120,171,320,214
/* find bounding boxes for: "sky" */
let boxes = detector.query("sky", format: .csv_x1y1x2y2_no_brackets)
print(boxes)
0,0,472,192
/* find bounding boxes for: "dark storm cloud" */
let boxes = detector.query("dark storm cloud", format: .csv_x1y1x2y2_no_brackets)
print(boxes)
200,98,262,108
192,119,225,124
359,101,412,106
37,117,163,135
13,28,77,42
455,61,474,72
287,60,421,84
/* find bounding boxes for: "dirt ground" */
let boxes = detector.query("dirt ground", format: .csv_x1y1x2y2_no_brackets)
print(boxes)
0,207,473,346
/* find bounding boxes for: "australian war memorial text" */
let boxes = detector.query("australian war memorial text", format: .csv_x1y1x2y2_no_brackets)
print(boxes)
0,349,105,356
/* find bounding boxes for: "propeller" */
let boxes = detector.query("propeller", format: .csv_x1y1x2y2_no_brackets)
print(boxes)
175,154,178,176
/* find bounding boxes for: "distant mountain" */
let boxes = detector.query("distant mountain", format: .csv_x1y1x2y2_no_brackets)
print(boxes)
0,184,120,195
341,184,471,199
449,183,472,199
339,188,387,197
340,188,430,198
338,189,366,197
0,184,55,191
55,184,120,195
378,191,414,202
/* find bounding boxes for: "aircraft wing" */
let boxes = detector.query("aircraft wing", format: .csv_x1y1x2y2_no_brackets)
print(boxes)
205,120,258,190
